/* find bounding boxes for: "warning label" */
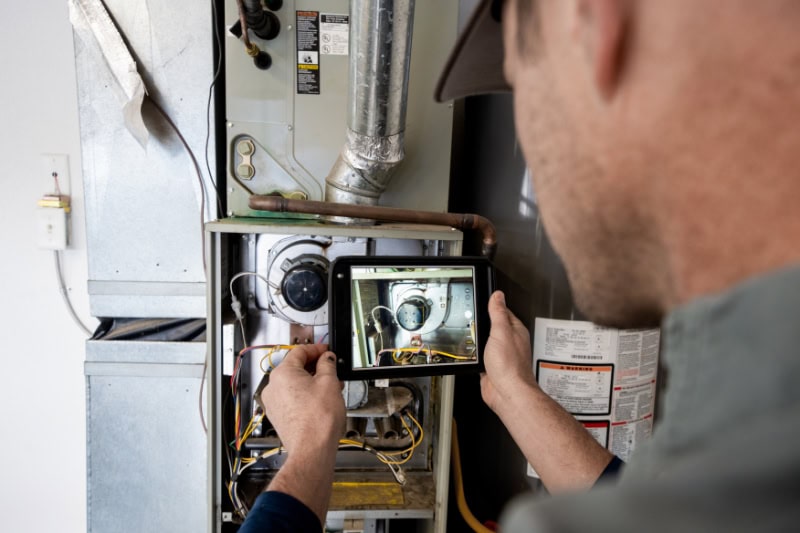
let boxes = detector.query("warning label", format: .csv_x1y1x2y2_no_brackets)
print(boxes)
296,11,320,94
536,361,615,415
581,420,610,448
527,318,660,478
320,13,349,55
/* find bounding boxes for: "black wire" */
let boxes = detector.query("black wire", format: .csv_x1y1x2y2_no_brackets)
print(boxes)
205,0,224,216
390,380,424,428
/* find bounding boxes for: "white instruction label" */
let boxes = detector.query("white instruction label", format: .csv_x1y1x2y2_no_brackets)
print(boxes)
320,13,349,55
527,318,660,477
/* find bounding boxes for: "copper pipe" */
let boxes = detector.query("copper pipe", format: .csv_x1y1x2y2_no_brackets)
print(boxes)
248,196,497,258
235,0,252,49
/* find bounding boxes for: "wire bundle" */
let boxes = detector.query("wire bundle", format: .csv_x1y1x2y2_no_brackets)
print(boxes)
227,343,296,518
227,403,425,519
380,346,476,363
225,272,427,520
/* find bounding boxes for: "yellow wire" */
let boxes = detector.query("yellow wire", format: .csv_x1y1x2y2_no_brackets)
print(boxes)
226,481,235,507
431,349,473,361
383,417,422,457
383,413,421,457
380,417,417,464
339,438,367,448
233,395,241,447
452,419,494,533
383,346,474,361
338,411,424,466
379,411,425,464
407,410,424,438
258,345,300,373
259,348,277,373
240,413,264,444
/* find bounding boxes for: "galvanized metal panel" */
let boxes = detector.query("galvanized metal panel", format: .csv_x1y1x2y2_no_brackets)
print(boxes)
86,371,207,533
86,341,207,533
86,338,206,364
74,0,215,316
87,281,206,318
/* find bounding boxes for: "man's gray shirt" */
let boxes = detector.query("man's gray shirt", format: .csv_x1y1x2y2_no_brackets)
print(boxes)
503,266,800,532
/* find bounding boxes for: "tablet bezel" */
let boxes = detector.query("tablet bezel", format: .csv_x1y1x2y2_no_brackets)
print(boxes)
330,256,494,380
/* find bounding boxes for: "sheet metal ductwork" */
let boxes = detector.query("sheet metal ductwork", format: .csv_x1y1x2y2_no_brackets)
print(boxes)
325,0,416,207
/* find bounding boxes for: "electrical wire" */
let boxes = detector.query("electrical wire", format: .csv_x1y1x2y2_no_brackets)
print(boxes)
337,440,407,485
226,326,301,516
370,305,395,324
227,275,258,507
228,446,283,517
223,270,425,517
204,0,224,216
229,271,271,298
229,430,415,518
452,419,495,533
232,344,297,373
199,351,208,434
54,250,93,337
239,343,297,357
200,0,225,435
147,94,214,437
147,96,212,256
379,346,476,362
259,347,282,373
379,411,425,465
370,305,394,352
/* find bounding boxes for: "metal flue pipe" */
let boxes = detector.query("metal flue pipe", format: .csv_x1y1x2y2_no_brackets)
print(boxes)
325,0,416,207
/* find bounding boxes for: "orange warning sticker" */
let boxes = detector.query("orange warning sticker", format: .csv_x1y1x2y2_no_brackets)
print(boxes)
536,360,615,415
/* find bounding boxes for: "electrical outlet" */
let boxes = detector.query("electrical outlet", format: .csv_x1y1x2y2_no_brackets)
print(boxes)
37,207,68,250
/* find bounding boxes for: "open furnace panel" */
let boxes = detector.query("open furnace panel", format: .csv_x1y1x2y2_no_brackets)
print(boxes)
207,220,462,532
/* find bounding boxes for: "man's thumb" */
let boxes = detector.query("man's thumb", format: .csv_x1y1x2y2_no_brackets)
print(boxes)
315,351,338,377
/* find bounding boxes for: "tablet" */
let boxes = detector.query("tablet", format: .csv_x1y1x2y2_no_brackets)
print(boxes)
330,256,494,380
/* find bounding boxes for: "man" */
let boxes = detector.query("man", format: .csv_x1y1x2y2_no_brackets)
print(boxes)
241,0,800,530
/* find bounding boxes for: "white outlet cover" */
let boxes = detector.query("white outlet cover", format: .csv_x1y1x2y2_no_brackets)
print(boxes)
37,207,68,250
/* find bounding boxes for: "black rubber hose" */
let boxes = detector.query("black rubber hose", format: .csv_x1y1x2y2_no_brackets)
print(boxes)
243,0,280,40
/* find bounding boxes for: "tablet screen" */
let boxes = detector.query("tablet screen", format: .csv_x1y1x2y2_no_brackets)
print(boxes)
348,264,480,371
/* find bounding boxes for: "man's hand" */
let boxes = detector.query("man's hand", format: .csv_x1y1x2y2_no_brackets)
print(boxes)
480,291,615,493
260,344,345,524
481,290,538,415
261,343,345,457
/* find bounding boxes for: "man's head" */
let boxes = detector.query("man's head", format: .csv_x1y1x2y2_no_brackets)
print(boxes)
440,0,800,327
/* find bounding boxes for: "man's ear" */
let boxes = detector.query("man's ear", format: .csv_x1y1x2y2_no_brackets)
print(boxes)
576,0,628,100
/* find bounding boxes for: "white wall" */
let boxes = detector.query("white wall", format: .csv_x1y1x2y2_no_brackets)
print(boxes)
0,2,93,531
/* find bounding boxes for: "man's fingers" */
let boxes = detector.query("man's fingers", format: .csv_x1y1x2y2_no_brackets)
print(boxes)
315,351,339,379
282,343,329,369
